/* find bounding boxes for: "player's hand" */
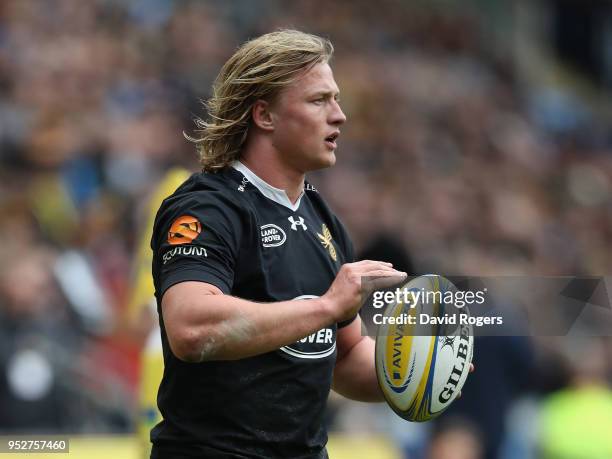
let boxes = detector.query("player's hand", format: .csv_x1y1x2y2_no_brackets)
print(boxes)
323,260,407,322
457,363,475,399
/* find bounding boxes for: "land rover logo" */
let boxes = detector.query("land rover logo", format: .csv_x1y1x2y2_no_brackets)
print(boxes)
261,224,286,248
279,295,336,360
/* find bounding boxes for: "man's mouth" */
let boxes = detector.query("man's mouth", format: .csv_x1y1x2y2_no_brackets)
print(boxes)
324,132,339,149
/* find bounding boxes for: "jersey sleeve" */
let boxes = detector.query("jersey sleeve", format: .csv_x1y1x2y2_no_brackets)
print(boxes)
152,191,246,296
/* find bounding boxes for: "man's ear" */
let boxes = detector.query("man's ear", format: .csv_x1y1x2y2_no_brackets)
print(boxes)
251,100,275,131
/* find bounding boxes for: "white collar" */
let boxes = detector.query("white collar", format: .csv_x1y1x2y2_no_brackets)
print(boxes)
232,160,304,212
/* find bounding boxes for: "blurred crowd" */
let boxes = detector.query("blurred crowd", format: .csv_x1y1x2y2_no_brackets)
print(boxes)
0,0,611,458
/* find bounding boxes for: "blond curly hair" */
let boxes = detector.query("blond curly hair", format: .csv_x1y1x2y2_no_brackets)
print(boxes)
187,30,333,172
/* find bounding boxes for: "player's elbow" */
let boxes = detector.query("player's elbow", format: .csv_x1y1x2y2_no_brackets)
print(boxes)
168,326,223,363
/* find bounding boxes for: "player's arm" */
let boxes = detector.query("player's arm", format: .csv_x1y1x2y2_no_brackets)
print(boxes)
163,281,332,362
332,316,384,402
162,261,406,362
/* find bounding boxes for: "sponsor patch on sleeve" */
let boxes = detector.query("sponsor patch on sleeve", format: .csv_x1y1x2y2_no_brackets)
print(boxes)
168,215,202,245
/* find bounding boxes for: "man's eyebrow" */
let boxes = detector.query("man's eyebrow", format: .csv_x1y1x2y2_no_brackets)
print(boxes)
309,90,340,98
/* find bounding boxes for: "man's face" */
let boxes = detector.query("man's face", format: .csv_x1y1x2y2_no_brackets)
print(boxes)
269,62,346,172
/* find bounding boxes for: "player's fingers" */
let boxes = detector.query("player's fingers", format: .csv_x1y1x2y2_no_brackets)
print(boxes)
457,365,474,401
362,269,406,279
353,260,394,269
363,273,407,291
356,264,400,277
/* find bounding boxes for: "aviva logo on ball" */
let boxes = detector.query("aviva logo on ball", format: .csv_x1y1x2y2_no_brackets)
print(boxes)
382,302,417,394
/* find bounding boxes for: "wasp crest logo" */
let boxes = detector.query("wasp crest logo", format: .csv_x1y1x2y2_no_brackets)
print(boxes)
168,215,202,245
317,224,337,261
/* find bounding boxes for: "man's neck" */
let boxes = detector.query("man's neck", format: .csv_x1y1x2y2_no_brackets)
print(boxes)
240,152,305,205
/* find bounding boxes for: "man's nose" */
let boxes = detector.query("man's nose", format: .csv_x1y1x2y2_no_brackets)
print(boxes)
329,99,347,125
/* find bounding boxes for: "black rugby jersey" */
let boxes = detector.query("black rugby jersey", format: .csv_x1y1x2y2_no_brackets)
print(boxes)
150,161,355,459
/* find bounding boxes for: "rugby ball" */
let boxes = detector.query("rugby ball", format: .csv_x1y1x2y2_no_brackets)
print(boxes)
375,275,474,422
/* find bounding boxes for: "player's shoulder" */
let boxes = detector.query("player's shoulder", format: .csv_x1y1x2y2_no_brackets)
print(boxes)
304,181,339,222
173,168,240,195
162,168,249,211
304,181,351,244
153,168,254,236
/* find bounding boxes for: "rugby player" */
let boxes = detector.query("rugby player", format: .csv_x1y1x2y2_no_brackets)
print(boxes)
150,30,407,458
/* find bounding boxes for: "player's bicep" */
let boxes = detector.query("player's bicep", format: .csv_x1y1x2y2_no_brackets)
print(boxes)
161,281,224,361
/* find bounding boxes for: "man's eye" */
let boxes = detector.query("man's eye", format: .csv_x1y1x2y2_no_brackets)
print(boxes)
312,98,325,105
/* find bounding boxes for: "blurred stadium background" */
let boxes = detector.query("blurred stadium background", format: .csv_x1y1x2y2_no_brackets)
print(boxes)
1,0,611,458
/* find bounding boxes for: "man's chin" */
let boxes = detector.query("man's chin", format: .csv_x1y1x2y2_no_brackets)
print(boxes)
295,152,337,173
312,152,336,170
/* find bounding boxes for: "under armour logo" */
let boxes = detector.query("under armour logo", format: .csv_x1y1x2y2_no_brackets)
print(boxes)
288,216,307,231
